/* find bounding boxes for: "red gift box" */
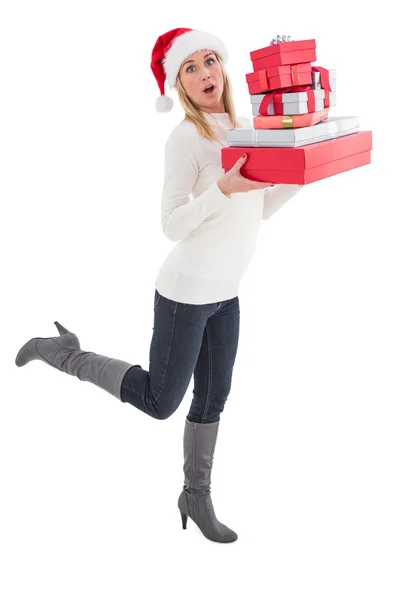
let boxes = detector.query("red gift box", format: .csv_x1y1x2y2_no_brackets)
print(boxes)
254,108,329,129
221,131,372,185
250,39,316,70
246,63,312,95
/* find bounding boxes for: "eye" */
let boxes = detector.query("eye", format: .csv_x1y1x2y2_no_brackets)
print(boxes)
186,58,215,73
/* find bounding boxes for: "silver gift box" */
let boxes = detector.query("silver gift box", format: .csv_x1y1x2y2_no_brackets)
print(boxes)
250,89,326,116
251,98,325,116
311,68,336,90
310,68,337,107
226,116,360,148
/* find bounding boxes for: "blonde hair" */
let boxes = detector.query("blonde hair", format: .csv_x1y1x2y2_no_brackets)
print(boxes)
175,53,239,141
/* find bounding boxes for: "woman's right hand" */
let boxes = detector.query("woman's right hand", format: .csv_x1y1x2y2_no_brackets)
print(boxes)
217,153,274,197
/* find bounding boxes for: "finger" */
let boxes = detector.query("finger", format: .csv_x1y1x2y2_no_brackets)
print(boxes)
233,153,247,170
255,180,275,188
245,178,270,189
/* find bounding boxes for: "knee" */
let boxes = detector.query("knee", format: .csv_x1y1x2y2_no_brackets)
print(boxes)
154,405,175,421
151,390,181,421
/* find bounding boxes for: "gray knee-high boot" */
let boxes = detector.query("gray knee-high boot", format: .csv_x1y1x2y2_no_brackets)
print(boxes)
15,321,140,401
177,417,238,543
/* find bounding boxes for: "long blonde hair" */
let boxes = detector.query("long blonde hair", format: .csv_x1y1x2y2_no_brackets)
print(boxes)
175,52,239,141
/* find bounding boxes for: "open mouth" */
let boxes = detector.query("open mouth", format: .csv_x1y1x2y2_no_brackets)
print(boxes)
203,85,215,94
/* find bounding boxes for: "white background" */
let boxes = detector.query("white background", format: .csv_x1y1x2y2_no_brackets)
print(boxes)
1,1,398,599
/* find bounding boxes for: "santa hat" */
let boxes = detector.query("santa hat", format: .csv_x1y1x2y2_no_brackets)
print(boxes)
150,28,229,113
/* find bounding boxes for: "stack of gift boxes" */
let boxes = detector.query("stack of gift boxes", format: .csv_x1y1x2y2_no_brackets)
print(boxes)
221,36,372,184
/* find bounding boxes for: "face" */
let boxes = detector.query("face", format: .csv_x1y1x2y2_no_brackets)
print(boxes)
178,50,225,113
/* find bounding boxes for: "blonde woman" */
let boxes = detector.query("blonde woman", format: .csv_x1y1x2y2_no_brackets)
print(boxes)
15,28,303,543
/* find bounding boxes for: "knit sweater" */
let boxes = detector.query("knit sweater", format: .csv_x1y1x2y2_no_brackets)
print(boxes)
154,111,302,305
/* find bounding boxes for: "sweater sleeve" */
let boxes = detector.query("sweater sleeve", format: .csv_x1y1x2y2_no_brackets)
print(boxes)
236,116,304,220
262,184,303,220
160,126,231,241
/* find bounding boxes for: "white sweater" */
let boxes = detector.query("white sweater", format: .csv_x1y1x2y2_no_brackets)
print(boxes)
154,111,302,305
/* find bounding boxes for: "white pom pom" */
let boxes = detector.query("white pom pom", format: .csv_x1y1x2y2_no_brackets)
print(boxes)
155,95,173,112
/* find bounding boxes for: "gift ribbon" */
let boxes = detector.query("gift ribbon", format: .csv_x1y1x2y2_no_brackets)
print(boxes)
251,130,260,147
258,85,316,116
290,65,301,86
311,66,331,108
282,116,294,128
258,69,269,91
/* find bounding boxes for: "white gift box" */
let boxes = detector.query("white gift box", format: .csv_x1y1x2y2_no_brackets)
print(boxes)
250,89,325,116
226,116,360,148
329,91,337,106
311,69,336,90
251,98,325,115
311,69,337,106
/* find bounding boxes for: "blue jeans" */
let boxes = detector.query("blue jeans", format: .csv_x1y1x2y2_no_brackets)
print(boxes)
120,289,240,423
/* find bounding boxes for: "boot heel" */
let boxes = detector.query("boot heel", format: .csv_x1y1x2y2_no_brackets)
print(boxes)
179,509,188,529
54,321,70,335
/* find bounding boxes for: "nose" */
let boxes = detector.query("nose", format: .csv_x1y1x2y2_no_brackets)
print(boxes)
201,74,211,86
200,67,211,80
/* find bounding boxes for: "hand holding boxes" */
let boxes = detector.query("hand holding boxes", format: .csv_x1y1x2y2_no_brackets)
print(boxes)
222,131,372,185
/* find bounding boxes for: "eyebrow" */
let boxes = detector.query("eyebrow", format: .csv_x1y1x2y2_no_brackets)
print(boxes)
182,52,215,68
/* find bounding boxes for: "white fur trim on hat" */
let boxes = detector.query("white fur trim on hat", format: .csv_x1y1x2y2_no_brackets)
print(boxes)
162,30,228,89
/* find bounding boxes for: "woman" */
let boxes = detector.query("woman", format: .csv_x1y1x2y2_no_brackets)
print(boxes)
15,28,303,544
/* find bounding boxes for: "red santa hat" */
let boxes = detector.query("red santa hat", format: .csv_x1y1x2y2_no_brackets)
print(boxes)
150,28,229,113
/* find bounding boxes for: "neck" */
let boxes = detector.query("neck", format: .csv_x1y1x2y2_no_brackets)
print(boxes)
200,98,226,114
202,110,229,118
202,109,226,114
